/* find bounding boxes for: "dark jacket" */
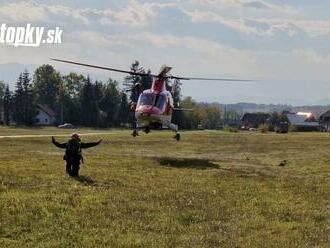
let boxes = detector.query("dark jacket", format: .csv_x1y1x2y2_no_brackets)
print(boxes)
52,136,101,160
52,137,101,149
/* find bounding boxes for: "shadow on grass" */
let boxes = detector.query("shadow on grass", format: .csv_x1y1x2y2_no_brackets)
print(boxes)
157,157,220,170
72,175,97,185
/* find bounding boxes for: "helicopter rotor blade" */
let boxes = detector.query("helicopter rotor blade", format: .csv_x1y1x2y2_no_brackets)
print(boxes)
173,108,194,112
51,58,156,77
51,59,254,82
168,76,253,82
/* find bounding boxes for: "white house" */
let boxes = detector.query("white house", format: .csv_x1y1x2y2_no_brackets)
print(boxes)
35,104,56,125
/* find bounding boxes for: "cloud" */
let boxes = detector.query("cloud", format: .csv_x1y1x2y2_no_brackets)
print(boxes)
192,0,298,15
0,0,177,26
185,10,268,36
0,1,47,22
99,0,177,26
184,10,330,37
66,31,258,77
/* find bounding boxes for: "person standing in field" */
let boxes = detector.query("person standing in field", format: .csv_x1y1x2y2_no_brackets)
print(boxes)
52,133,102,177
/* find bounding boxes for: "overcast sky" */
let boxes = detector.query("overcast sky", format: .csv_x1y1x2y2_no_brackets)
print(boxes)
1,0,330,105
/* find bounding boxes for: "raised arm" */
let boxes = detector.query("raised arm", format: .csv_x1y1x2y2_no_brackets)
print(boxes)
81,140,102,149
52,136,67,149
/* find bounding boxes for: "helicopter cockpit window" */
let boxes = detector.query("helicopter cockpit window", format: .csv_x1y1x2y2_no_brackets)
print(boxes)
138,92,167,110
138,93,154,106
155,94,166,110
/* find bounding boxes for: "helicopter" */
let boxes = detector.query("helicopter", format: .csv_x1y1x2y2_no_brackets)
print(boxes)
51,59,251,141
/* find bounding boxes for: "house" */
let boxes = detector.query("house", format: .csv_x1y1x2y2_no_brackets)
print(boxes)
286,112,320,131
35,104,56,125
241,113,270,128
319,110,330,131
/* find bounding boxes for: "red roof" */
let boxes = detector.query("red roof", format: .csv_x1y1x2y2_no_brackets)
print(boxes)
37,104,57,117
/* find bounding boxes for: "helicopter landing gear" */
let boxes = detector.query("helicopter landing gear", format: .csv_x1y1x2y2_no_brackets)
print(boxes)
168,123,180,141
174,132,180,141
132,129,139,137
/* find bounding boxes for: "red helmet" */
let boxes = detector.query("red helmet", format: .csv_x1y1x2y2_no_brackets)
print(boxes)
71,133,80,140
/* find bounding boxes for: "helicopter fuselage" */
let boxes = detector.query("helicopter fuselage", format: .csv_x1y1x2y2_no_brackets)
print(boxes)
135,88,173,129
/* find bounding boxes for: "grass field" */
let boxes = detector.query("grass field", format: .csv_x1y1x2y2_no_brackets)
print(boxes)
0,127,329,247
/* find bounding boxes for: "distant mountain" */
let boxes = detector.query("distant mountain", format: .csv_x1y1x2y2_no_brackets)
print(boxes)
225,102,330,117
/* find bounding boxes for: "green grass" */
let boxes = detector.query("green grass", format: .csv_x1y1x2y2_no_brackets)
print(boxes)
0,128,329,247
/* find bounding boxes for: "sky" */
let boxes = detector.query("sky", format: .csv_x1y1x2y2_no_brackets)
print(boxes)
0,0,330,105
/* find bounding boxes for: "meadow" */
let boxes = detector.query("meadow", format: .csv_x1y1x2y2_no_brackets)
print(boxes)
0,127,329,247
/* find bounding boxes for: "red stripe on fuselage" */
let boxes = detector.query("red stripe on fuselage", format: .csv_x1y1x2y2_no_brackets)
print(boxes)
152,79,165,93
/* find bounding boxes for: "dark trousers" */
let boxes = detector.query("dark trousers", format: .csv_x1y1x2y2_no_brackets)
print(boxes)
65,158,81,177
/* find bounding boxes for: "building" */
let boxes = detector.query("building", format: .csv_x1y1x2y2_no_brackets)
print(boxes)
241,112,270,128
35,104,56,125
286,112,320,131
319,110,330,131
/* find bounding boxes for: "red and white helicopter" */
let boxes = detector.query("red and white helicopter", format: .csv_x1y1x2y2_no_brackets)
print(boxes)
52,59,251,140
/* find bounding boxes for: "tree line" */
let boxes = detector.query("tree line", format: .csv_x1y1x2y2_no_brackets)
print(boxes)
0,61,224,129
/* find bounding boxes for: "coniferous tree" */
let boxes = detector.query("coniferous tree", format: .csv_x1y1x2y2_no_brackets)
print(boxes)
118,92,129,126
3,84,11,125
0,81,5,124
80,77,99,126
22,70,35,125
13,73,24,125
123,61,152,103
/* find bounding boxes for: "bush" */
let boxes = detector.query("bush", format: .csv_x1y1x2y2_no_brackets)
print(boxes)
224,126,239,133
289,125,297,132
258,124,269,133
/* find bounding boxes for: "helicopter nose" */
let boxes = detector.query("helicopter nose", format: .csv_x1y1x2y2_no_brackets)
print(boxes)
137,106,162,116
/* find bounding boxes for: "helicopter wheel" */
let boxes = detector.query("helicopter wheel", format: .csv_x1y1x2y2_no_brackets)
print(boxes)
132,130,139,137
174,133,180,141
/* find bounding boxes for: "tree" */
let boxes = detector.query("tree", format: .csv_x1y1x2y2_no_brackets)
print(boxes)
80,76,99,126
123,61,152,103
180,97,199,129
33,64,61,110
99,79,122,127
0,81,5,124
206,105,221,129
60,73,86,125
0,81,5,103
62,72,85,98
22,70,35,125
118,92,130,126
268,111,289,131
13,73,24,125
3,84,11,125
11,71,35,126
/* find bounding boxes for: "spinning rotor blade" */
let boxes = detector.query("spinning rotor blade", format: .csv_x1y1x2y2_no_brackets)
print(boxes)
173,108,194,112
51,59,254,82
168,76,253,82
51,59,156,77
